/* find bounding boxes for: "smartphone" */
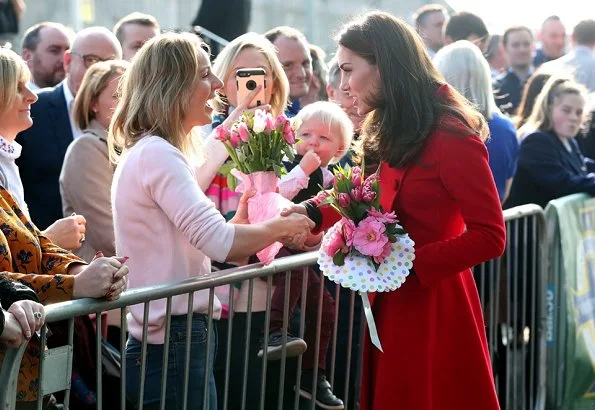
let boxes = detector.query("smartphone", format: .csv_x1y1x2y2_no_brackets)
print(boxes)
236,68,267,109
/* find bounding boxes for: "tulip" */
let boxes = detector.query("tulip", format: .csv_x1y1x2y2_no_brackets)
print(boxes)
229,132,240,148
238,123,250,142
338,193,351,208
362,186,376,203
350,186,363,201
214,125,228,142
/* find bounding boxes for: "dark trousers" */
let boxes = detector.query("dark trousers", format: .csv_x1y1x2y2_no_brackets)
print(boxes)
270,249,335,371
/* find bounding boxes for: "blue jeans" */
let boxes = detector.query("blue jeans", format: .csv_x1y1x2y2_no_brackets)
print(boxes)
125,314,217,410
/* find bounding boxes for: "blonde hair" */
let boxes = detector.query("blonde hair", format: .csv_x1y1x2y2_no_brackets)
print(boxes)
109,32,208,165
525,75,588,134
295,101,354,164
211,32,289,117
0,47,31,113
434,40,500,120
73,60,129,130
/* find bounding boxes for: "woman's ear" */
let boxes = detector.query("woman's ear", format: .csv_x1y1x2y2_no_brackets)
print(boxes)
91,100,99,116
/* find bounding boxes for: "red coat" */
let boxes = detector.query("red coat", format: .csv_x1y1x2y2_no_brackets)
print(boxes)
318,127,505,409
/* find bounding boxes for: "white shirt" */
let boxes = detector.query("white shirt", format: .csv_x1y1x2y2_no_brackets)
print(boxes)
0,135,29,217
62,81,83,139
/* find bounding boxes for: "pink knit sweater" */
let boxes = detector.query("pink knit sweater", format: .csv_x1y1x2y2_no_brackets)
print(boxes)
112,136,235,344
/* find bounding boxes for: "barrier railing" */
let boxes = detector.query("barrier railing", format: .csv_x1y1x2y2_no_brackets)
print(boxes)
0,205,548,410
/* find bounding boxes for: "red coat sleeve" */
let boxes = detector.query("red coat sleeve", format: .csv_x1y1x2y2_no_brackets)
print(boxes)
414,134,506,287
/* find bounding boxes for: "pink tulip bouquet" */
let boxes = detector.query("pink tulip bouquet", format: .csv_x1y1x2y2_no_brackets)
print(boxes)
214,110,299,264
317,164,415,351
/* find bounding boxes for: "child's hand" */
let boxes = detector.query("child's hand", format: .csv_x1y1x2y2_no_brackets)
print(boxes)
299,151,321,176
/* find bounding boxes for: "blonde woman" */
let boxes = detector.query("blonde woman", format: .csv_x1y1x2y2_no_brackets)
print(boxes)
506,76,593,208
60,60,129,263
434,40,519,203
109,32,313,410
197,32,290,221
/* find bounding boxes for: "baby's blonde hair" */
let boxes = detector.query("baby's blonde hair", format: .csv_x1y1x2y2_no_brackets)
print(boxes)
295,101,354,164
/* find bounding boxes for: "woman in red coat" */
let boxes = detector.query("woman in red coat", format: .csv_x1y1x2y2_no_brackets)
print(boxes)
285,11,506,410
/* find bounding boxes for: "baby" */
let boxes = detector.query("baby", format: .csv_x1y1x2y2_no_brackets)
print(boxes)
279,101,354,203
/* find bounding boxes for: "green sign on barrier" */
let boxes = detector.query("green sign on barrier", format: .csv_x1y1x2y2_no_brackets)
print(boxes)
546,194,595,410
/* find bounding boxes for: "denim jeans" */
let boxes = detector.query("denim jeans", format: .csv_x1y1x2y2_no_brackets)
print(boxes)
125,313,217,410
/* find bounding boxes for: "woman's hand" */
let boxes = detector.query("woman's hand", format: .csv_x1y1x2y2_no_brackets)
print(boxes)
220,85,271,131
7,300,45,340
43,214,87,250
280,203,308,217
1,311,27,348
229,189,256,225
72,256,129,300
272,213,315,249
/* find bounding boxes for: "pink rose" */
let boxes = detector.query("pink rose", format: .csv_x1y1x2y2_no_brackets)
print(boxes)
350,186,363,202
238,123,250,142
214,125,228,142
368,208,398,224
362,185,376,203
338,193,351,208
353,216,388,257
373,241,393,264
340,217,356,247
326,227,346,257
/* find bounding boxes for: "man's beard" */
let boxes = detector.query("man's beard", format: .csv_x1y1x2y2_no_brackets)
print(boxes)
32,57,65,88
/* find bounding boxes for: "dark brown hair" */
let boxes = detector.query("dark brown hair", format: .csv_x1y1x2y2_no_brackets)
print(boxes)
336,11,488,169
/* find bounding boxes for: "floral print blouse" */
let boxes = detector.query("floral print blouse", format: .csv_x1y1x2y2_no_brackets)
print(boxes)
0,186,85,401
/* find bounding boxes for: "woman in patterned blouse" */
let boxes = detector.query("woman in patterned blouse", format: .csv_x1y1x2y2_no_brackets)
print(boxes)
0,45,130,407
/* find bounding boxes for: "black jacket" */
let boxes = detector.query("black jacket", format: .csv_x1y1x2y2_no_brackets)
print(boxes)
16,83,73,230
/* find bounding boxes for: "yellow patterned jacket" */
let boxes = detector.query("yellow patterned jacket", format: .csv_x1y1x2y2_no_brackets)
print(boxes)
0,186,85,401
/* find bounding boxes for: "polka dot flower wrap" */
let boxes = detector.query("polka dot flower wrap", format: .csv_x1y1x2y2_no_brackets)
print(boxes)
316,164,415,351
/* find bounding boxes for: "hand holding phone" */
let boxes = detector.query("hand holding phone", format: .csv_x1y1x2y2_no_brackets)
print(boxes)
236,68,267,109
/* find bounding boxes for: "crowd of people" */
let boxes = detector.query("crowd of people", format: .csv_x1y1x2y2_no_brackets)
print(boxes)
0,3,593,410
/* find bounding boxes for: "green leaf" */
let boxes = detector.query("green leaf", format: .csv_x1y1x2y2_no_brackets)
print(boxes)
226,172,237,192
219,162,236,176
333,251,346,266
318,196,336,207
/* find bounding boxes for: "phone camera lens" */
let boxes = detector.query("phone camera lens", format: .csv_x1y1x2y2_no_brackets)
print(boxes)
246,80,257,90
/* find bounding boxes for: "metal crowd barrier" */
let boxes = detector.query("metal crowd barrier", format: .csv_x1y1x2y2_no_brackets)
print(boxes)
476,204,548,410
0,205,547,410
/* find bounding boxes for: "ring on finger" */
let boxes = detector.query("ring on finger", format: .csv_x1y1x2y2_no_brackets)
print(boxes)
33,312,43,320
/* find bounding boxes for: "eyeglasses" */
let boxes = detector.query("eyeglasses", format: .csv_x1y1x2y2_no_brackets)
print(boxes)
71,52,113,68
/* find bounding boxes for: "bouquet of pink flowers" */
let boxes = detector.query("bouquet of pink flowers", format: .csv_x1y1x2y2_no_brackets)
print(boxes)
214,110,299,264
214,109,297,187
317,164,415,351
